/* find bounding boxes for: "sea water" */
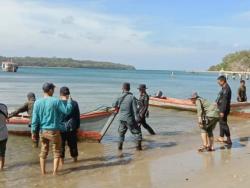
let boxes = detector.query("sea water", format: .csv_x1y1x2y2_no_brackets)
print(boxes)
0,67,246,112
0,67,249,187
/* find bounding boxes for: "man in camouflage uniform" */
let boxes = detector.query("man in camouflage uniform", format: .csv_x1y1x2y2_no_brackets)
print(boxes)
113,83,142,151
9,92,36,118
9,92,38,147
137,84,155,135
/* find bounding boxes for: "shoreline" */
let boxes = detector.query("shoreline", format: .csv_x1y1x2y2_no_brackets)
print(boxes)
18,66,136,71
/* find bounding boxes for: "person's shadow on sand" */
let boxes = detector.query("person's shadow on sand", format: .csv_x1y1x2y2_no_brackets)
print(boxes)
60,155,132,175
217,137,248,151
133,139,177,151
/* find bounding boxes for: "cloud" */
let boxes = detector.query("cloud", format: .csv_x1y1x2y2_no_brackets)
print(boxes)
1,0,246,70
61,16,75,25
0,0,198,69
235,11,250,21
40,29,56,36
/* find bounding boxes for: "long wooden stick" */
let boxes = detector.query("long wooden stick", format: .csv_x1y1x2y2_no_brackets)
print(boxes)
99,113,117,142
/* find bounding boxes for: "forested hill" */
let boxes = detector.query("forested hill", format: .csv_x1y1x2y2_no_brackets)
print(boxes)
209,50,250,72
0,56,135,70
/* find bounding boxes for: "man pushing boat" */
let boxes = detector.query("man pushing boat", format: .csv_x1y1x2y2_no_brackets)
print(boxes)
59,87,80,164
113,83,143,151
8,92,38,147
31,82,72,175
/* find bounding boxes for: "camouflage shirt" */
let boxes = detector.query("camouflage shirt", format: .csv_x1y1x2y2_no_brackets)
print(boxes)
9,100,35,119
137,92,149,118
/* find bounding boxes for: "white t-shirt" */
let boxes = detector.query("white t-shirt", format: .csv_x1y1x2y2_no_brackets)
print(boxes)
0,114,8,141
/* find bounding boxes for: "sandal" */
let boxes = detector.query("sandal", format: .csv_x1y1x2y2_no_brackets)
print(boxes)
207,147,215,152
224,141,232,145
215,138,225,143
198,146,208,152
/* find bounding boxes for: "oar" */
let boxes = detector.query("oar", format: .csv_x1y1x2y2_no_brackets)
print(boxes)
99,112,118,142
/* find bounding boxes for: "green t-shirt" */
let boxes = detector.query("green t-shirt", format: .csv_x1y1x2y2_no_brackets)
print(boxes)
196,98,219,118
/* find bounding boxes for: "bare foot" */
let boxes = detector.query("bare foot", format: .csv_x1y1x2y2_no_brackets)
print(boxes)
224,140,232,145
215,137,225,143
53,171,58,176
41,171,47,176
59,158,64,166
73,157,77,163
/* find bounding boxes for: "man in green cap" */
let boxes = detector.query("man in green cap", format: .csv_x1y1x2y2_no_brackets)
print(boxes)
190,92,219,152
137,84,155,135
113,82,143,150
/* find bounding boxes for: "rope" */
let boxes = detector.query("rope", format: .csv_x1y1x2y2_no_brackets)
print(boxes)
82,105,112,115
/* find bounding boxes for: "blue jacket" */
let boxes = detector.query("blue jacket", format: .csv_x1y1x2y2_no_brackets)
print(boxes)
31,96,72,133
60,100,80,132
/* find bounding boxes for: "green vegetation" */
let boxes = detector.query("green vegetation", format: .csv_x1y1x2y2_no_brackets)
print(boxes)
209,50,250,71
0,56,135,70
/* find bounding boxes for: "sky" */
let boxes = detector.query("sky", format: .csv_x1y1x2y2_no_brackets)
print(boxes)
0,0,250,70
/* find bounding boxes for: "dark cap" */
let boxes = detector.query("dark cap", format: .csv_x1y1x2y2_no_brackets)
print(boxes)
42,82,55,93
27,92,36,100
240,80,245,84
60,86,70,96
189,92,199,99
217,75,227,82
138,84,147,90
122,82,130,91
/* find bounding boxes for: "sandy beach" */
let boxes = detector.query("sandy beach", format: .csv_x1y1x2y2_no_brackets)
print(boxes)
0,107,250,188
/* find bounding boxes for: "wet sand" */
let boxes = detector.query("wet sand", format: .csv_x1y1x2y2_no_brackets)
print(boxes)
1,108,250,188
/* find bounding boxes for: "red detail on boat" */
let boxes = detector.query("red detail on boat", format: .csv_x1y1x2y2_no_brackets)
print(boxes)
6,109,114,141
77,131,101,141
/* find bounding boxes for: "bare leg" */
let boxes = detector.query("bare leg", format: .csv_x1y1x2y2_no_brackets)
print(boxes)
40,158,46,175
73,157,77,163
208,137,214,150
53,158,60,175
226,137,232,145
59,158,64,166
0,157,5,170
201,133,208,147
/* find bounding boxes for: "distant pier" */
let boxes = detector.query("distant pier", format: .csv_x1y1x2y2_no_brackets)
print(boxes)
218,70,250,80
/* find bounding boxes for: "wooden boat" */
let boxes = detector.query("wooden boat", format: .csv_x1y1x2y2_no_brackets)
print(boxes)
7,107,115,142
149,97,250,118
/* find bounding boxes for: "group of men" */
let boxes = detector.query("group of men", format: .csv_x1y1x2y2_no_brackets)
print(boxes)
1,76,247,173
190,75,247,152
5,83,80,175
1,82,154,174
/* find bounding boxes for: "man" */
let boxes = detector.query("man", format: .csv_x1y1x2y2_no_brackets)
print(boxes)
113,83,142,151
190,92,219,152
31,82,72,175
9,92,38,147
216,75,232,145
237,80,247,102
9,92,36,118
137,84,155,135
59,87,80,164
0,104,8,170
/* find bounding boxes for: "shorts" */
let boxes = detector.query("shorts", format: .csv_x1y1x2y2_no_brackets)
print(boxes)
0,139,7,157
39,131,61,159
200,117,219,137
